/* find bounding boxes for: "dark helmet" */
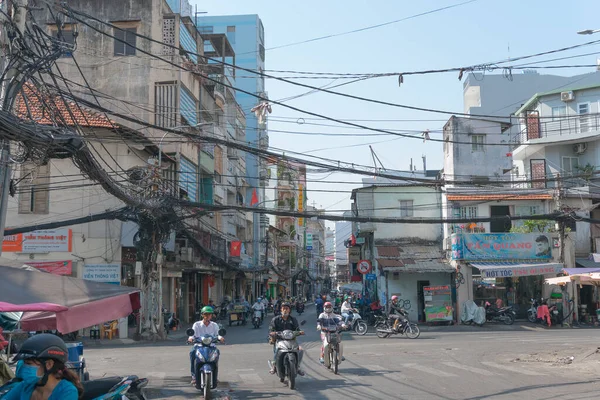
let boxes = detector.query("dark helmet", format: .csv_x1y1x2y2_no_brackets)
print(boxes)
281,302,291,309
13,333,68,364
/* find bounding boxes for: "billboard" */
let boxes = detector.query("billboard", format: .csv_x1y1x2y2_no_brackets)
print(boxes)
451,233,552,261
27,260,73,275
2,229,72,253
83,264,121,285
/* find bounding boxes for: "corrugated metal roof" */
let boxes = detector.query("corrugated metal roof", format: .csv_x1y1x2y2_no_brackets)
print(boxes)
383,261,454,274
376,246,400,257
377,258,404,268
447,194,552,201
575,259,600,269
376,245,452,273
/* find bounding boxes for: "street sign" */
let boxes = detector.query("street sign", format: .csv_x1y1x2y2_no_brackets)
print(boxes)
306,232,313,250
365,273,376,281
357,259,372,274
356,237,365,244
306,246,313,251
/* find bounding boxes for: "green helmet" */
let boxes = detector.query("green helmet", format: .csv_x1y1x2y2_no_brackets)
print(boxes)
201,306,214,315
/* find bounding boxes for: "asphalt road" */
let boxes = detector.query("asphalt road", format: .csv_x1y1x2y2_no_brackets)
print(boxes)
82,307,600,399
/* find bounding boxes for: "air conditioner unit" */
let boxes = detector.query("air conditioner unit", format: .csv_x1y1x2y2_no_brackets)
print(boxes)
574,142,588,155
180,247,193,262
561,91,575,102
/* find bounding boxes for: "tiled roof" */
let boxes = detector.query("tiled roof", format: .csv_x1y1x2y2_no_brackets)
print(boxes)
15,84,115,129
447,194,552,201
376,246,401,257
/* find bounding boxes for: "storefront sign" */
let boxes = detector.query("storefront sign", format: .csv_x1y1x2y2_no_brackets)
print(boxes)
451,233,552,260
164,269,183,278
306,232,313,250
298,184,304,226
27,260,73,275
472,262,563,278
83,264,121,285
3,229,72,253
348,247,361,263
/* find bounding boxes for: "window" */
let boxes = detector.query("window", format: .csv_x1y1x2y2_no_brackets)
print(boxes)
399,200,414,217
551,106,566,121
226,26,236,44
198,25,213,34
114,27,137,56
258,43,265,62
471,135,485,152
52,29,75,57
18,163,50,214
459,206,478,219
515,205,540,217
214,172,222,183
561,156,579,177
155,81,177,128
578,103,590,133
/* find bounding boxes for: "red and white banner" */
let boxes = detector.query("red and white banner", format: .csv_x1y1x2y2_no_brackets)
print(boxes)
27,260,73,275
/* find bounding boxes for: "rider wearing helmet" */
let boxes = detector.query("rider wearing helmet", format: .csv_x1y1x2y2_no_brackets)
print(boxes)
389,295,407,331
317,301,346,367
188,306,225,386
5,333,82,400
268,302,305,376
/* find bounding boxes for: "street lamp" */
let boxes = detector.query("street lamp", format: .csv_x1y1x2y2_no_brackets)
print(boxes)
577,29,600,35
158,122,213,167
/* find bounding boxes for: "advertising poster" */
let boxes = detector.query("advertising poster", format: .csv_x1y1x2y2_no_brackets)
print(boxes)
451,233,552,260
424,285,453,322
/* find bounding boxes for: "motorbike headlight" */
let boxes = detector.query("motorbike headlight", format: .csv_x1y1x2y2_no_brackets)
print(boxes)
209,350,219,362
282,330,295,340
202,337,213,346
196,350,206,362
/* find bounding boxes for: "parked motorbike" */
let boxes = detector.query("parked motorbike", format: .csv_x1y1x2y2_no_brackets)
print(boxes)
527,298,540,323
296,302,305,315
374,311,420,339
252,310,262,329
346,309,368,336
484,302,515,325
187,327,226,399
321,326,342,374
0,375,148,399
268,321,306,390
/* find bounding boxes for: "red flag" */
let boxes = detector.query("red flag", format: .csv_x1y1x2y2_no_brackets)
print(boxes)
250,189,259,206
230,241,242,257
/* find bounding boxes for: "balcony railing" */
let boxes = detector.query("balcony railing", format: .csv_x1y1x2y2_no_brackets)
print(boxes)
511,113,600,149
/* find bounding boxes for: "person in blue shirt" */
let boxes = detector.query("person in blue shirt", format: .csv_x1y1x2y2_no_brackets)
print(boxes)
2,333,82,400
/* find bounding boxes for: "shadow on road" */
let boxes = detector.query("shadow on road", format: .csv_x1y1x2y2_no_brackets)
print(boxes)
463,379,600,400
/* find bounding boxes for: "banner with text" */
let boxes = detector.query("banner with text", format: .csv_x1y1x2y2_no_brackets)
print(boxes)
83,264,121,285
27,260,73,275
2,229,72,253
451,233,552,260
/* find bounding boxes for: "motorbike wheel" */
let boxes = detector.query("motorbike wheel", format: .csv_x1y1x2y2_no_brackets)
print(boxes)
375,324,390,338
203,372,211,399
287,357,296,390
333,348,339,375
355,320,368,336
503,313,515,325
405,324,420,339
527,312,536,323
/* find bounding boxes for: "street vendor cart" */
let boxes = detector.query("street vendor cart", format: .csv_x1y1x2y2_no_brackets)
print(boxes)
228,305,247,326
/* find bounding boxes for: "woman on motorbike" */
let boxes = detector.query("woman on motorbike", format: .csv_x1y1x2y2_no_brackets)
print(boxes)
3,333,83,400
317,302,346,367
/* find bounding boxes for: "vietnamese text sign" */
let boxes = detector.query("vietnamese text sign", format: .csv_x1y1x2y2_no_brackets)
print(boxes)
306,232,313,250
2,229,72,253
27,260,72,275
348,247,361,263
451,233,552,260
298,184,304,226
473,263,563,278
83,264,121,285
365,273,377,281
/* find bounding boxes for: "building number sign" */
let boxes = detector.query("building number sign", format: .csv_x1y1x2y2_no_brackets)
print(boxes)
357,260,372,274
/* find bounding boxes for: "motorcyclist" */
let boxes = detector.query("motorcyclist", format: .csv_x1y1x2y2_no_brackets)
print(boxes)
317,301,346,367
341,296,353,323
268,302,305,376
389,295,407,331
274,298,283,316
188,306,225,386
253,297,265,322
3,333,83,400
315,296,324,316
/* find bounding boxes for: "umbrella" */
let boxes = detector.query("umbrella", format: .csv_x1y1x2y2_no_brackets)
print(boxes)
0,265,140,333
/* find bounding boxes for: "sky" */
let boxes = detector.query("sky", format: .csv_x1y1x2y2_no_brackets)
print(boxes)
191,0,600,223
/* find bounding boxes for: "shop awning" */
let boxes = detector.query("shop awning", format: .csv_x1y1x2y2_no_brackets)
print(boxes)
573,260,600,270
470,262,563,278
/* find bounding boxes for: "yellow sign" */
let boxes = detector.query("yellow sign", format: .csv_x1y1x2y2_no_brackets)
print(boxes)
298,184,304,226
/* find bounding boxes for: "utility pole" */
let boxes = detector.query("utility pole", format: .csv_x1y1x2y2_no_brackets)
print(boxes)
0,0,28,255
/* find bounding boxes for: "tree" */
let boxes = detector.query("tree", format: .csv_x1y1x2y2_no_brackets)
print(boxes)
510,219,555,233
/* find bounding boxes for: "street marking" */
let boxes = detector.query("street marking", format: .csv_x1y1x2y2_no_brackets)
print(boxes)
239,373,264,384
442,362,498,376
401,363,457,377
362,364,386,371
236,368,254,372
481,361,545,376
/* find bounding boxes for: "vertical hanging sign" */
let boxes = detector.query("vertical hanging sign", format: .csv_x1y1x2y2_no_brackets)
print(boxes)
298,184,304,226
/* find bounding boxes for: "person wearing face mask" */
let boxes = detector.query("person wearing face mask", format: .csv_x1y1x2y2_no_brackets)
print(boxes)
317,301,346,367
3,333,82,400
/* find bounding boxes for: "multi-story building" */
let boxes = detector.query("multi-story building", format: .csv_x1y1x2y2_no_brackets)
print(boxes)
306,206,326,297
334,219,352,287
19,0,253,324
195,14,269,272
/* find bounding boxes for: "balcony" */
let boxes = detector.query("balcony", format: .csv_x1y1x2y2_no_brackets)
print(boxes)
511,113,600,155
208,74,225,108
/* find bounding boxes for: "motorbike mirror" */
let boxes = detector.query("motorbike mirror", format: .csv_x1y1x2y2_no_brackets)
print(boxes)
300,320,307,326
186,328,195,336
218,328,227,336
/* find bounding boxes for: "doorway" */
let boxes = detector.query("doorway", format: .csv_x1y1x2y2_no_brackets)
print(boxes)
490,206,511,232
417,280,430,322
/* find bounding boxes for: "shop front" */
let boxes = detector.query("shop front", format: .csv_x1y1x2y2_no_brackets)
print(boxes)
451,232,568,320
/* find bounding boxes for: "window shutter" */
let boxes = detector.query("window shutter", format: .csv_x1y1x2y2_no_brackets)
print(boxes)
114,28,125,55
34,163,50,214
125,28,137,56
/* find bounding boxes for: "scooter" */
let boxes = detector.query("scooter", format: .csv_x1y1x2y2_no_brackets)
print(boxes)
296,302,305,315
187,327,226,399
527,298,539,323
1,375,148,399
322,326,343,375
375,311,421,339
268,321,306,390
345,309,368,336
252,310,262,329
484,302,515,325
